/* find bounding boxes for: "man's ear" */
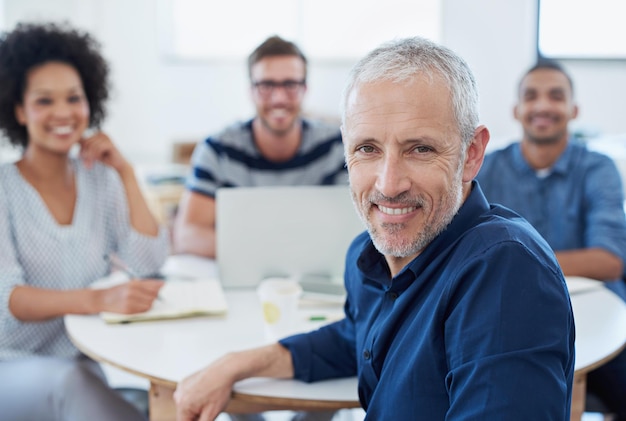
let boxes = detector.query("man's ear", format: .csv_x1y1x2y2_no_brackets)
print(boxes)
462,125,490,182
513,103,520,122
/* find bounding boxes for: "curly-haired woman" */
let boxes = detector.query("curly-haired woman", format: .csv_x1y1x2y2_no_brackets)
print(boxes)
0,22,169,420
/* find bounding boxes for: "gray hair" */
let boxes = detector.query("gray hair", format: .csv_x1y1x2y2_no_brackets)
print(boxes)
341,37,480,146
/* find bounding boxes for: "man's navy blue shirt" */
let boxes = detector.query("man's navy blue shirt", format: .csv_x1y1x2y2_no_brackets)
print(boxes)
280,182,575,420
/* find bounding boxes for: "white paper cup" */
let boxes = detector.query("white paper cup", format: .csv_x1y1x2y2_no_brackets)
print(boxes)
257,278,303,341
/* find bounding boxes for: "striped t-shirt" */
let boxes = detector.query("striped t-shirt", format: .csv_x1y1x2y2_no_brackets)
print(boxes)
186,119,348,197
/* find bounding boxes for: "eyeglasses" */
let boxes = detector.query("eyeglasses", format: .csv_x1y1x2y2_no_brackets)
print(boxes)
252,79,306,97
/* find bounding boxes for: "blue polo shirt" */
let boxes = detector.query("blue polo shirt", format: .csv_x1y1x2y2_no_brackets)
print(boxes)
280,182,574,420
477,140,626,298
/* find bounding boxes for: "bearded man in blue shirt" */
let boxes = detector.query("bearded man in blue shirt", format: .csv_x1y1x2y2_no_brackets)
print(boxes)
174,37,575,421
477,59,626,420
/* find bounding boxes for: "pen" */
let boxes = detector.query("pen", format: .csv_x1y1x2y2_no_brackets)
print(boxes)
104,254,164,301
309,315,328,321
106,253,140,278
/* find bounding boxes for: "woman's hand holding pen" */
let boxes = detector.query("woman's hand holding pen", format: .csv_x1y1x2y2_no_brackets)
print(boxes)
95,279,164,314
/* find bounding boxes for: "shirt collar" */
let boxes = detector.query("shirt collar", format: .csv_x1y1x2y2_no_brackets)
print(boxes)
512,137,578,177
356,181,490,290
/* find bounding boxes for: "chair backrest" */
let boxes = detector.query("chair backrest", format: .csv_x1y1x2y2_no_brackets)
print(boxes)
171,140,198,165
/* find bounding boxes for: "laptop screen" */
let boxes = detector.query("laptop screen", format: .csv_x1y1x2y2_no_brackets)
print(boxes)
216,185,365,289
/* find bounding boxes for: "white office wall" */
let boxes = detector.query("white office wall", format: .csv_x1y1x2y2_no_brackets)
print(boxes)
442,0,536,149
2,0,354,163
2,0,626,163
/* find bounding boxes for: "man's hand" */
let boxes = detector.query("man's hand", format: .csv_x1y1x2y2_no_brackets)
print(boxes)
174,359,236,421
174,344,294,421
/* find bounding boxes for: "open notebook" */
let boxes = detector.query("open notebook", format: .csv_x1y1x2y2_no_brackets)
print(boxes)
93,272,228,324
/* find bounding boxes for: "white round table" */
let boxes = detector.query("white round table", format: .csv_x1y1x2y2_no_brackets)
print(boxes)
65,257,626,421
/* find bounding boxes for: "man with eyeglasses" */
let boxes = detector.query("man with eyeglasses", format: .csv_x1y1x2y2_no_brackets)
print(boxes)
174,35,347,259
173,35,344,421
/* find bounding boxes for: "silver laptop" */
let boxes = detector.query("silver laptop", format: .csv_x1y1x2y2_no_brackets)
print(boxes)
216,185,365,290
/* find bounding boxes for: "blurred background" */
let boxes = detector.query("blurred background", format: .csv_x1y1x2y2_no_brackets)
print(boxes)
0,0,625,166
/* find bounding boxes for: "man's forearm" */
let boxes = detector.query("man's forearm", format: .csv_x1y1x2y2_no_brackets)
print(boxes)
556,248,624,280
225,343,295,381
172,224,216,258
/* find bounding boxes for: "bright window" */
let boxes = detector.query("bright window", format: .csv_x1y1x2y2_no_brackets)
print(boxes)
0,0,4,31
158,0,442,61
538,0,626,60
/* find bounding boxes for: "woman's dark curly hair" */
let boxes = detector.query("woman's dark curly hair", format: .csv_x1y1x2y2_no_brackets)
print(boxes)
0,22,110,148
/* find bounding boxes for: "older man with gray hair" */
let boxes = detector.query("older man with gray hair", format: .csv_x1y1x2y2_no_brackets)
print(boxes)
174,37,575,421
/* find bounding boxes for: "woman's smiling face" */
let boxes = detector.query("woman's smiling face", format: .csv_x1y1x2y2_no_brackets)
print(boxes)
15,61,90,154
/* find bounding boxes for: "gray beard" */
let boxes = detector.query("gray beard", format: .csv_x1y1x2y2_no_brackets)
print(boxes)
351,167,464,259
